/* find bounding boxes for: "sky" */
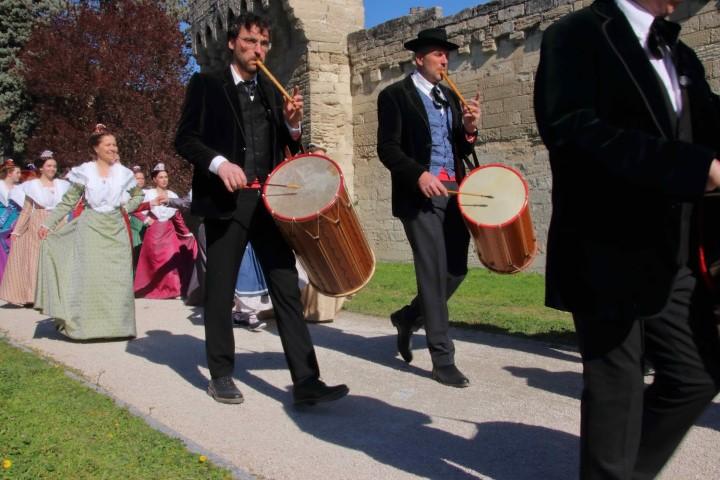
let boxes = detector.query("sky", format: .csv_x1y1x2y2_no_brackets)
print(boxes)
364,0,484,28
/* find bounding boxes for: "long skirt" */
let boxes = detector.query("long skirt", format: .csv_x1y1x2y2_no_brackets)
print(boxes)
234,243,273,315
0,227,16,283
35,209,137,340
0,208,48,305
133,220,197,299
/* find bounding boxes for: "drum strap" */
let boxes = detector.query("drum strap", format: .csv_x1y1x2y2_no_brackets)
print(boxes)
461,150,480,172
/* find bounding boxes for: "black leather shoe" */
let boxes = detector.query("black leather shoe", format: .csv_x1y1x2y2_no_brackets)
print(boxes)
391,309,415,363
432,365,470,388
208,376,244,404
293,379,349,406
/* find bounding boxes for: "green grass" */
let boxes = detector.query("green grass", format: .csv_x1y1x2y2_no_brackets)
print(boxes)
0,339,232,480
344,262,575,344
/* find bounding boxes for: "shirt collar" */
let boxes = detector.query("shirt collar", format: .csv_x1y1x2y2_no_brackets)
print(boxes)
411,70,439,98
230,64,257,86
615,0,656,46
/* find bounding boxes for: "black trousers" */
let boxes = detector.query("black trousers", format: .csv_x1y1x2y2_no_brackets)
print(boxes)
399,192,470,367
572,269,720,479
203,189,320,384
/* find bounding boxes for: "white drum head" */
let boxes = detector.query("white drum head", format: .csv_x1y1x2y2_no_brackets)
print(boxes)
458,165,527,227
263,154,342,220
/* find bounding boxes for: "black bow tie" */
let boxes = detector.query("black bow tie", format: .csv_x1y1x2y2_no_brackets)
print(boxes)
431,86,449,109
648,17,681,60
238,80,257,98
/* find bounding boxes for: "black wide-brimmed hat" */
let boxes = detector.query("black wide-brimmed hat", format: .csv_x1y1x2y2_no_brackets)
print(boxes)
404,27,459,52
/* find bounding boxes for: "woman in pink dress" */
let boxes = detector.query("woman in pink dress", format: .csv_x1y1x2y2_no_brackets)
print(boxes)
133,163,197,299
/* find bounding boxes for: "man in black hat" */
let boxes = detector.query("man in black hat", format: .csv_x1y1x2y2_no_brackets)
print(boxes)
534,0,720,476
376,27,481,387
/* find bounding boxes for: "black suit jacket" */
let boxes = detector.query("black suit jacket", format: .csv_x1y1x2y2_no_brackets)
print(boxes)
377,75,476,218
534,0,720,315
174,68,299,219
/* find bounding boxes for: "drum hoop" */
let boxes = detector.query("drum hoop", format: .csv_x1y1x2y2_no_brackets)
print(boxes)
457,163,529,229
262,152,345,222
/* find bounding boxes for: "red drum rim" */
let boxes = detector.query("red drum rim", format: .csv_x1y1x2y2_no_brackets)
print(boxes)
457,163,529,229
262,153,345,222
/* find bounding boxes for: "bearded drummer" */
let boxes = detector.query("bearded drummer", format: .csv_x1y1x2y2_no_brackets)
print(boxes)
376,27,481,387
175,12,348,406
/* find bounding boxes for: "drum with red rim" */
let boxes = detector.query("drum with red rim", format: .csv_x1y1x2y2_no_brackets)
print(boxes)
457,164,537,273
263,153,375,296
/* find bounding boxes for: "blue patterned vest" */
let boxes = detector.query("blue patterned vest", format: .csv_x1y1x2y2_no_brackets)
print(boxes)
419,91,455,178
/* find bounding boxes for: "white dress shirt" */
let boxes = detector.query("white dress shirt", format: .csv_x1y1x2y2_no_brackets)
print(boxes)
615,0,683,113
411,70,448,116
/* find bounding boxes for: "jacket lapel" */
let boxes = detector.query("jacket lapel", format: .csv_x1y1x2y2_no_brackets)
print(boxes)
402,75,431,133
221,68,246,135
594,0,675,139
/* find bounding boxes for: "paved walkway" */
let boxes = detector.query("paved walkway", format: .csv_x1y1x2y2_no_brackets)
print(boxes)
1,300,718,479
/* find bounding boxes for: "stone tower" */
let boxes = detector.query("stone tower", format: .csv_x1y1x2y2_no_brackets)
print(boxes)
187,0,364,193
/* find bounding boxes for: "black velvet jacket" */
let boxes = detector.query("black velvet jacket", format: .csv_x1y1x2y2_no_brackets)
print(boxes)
377,75,476,218
534,0,720,314
174,68,299,219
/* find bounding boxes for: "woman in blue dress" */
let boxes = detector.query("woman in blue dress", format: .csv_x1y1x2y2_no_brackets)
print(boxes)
0,159,24,282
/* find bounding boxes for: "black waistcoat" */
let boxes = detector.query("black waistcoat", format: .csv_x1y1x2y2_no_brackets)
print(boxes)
654,61,695,267
238,87,272,182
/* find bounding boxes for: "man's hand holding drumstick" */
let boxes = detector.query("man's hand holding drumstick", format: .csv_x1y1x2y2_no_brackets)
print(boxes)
283,86,303,130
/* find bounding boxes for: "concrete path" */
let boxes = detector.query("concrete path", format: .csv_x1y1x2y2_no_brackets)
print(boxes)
1,299,718,479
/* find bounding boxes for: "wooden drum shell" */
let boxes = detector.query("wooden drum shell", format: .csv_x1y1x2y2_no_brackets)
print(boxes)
458,164,537,274
263,154,375,297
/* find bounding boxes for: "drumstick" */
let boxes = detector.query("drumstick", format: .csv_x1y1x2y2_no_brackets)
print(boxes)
447,190,493,199
441,70,469,110
255,60,297,108
266,182,302,189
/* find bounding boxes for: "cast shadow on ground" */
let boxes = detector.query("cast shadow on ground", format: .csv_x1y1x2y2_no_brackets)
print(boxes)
504,365,720,432
124,329,580,478
504,366,582,400
448,323,580,364
234,367,580,480
305,323,431,378
185,306,203,326
33,318,132,344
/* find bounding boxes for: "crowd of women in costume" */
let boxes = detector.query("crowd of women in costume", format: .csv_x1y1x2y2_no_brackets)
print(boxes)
0,124,343,341
0,125,202,339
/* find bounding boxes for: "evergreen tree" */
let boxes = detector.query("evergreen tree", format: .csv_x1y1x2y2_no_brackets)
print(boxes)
0,0,64,161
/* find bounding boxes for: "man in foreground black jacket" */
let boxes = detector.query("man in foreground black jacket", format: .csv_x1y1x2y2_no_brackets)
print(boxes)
534,0,720,476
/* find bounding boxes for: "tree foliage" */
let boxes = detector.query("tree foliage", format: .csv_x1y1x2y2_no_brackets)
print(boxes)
0,0,62,160
19,0,192,191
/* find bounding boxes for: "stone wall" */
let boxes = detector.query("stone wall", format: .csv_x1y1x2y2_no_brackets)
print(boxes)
349,0,720,271
187,0,720,272
187,0,363,189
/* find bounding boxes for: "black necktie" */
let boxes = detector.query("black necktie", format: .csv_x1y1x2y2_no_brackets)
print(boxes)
431,86,449,109
239,80,256,100
647,17,681,60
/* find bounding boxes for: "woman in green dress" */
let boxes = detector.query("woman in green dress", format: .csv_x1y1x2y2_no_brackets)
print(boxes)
36,124,145,340
129,166,148,271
